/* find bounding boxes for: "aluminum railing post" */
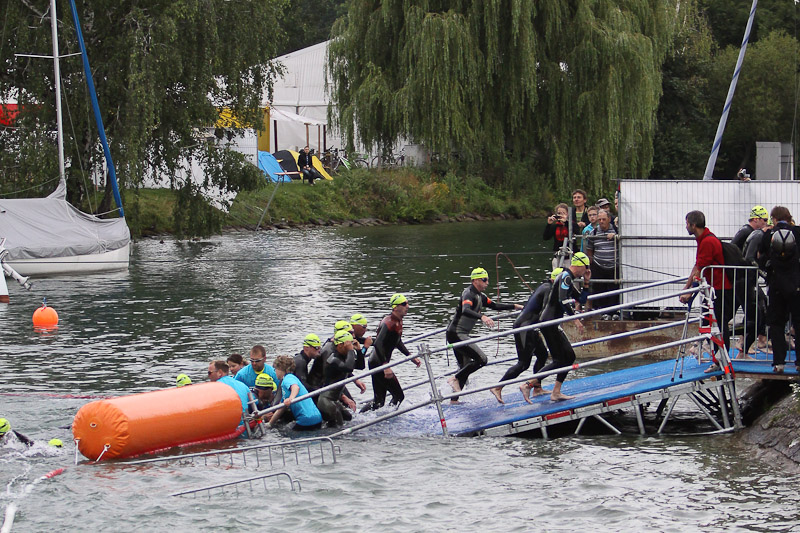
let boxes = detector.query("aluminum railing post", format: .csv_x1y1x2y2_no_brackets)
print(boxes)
420,343,449,438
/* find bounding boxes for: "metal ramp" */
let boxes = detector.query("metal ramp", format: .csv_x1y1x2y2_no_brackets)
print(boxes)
170,472,302,498
442,357,736,437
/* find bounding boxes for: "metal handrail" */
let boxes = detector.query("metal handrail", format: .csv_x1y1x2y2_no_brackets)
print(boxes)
170,472,301,497
431,286,703,355
118,436,339,466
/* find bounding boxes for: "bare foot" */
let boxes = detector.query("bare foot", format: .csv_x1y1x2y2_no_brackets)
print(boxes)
551,392,575,401
490,387,505,404
447,376,461,393
519,382,532,404
532,387,549,397
449,399,461,405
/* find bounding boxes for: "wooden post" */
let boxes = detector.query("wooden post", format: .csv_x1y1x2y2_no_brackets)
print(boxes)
273,120,278,152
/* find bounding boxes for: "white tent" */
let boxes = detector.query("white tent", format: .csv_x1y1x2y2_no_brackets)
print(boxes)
267,41,336,153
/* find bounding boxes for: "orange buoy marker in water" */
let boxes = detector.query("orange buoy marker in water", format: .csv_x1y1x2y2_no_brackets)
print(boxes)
73,382,244,461
32,298,58,328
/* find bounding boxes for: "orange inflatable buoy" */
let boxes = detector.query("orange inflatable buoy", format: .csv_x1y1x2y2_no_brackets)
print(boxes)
72,382,244,461
32,303,58,328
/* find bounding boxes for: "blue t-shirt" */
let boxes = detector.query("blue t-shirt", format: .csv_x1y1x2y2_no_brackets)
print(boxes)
235,364,278,389
281,373,322,427
218,376,251,421
580,224,594,253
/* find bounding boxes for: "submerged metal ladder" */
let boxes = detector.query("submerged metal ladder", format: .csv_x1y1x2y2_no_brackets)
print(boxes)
120,436,340,468
170,472,302,498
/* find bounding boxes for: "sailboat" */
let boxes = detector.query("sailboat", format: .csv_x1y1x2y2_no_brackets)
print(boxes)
0,0,130,278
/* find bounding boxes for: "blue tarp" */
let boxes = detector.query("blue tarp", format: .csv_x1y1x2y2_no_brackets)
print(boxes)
258,151,288,182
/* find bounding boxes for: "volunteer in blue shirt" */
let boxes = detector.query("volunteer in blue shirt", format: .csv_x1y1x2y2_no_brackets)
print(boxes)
268,355,323,430
235,344,278,388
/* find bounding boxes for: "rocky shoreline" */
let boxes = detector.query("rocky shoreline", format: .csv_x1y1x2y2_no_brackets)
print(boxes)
738,381,800,472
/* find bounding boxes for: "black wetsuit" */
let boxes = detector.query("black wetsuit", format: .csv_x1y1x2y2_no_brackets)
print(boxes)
363,313,411,411
1,431,34,447
446,284,515,396
538,269,587,383
317,347,357,427
731,224,755,251
758,222,800,367
293,350,314,391
500,281,551,384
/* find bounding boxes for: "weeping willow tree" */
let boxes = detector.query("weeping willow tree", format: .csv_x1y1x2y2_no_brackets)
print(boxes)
0,0,286,237
328,0,681,192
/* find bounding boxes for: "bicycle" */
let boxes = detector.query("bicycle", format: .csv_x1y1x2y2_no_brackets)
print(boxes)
370,147,406,168
322,148,369,173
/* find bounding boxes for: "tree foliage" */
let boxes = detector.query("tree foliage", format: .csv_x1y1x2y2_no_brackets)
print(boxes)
278,0,347,56
328,0,680,194
649,1,715,179
0,0,286,235
706,30,799,178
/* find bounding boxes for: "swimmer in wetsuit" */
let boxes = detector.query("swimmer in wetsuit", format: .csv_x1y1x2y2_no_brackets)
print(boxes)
490,269,563,404
0,418,34,447
293,333,322,392
533,252,590,402
446,267,523,402
361,293,421,412
317,329,359,427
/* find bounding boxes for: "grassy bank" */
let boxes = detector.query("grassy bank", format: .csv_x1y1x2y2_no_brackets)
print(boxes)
228,168,554,229
120,167,556,236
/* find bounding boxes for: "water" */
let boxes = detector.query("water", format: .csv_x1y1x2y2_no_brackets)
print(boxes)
1,219,799,531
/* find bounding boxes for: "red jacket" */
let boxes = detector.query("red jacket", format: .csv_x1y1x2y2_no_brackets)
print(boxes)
695,228,731,290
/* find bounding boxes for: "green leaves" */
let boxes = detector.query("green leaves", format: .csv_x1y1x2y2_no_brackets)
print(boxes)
0,0,285,235
328,0,678,195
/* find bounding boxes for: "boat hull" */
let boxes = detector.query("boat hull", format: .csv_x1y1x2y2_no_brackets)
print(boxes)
4,242,130,276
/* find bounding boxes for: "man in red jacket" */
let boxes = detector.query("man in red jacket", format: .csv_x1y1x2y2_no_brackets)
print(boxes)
680,210,734,371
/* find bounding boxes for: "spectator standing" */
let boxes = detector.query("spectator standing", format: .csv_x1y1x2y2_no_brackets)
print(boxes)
571,189,590,234
679,211,734,371
585,209,618,310
580,206,599,253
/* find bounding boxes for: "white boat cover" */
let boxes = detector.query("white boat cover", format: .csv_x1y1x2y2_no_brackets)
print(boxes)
0,181,130,260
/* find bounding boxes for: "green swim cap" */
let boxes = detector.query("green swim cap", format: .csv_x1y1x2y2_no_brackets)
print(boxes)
571,252,590,267
390,293,408,308
0,418,9,435
255,373,277,391
176,374,192,387
470,267,489,280
48,438,63,448
550,268,564,280
350,313,367,327
750,205,768,220
303,333,321,348
334,320,352,333
334,329,354,345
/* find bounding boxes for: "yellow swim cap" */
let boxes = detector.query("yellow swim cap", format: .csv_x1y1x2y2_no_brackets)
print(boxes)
334,329,354,345
334,320,352,333
750,205,768,220
0,418,9,435
350,313,367,327
571,252,590,267
303,333,321,347
48,438,63,448
470,267,489,280
390,293,408,308
255,373,277,391
176,374,192,387
550,268,564,280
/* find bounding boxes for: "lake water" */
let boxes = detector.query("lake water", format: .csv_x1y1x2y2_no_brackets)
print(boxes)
1,220,798,531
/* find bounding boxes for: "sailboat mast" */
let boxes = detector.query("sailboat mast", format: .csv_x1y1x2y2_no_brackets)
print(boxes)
50,0,66,184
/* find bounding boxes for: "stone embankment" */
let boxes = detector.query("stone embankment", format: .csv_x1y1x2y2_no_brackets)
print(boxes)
738,380,800,472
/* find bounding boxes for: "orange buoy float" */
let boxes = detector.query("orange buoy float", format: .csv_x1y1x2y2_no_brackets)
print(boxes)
73,382,244,461
32,299,58,328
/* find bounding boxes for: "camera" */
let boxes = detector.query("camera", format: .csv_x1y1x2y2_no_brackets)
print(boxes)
737,168,750,179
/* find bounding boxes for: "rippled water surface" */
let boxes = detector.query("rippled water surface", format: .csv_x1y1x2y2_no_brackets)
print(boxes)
1,220,799,531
